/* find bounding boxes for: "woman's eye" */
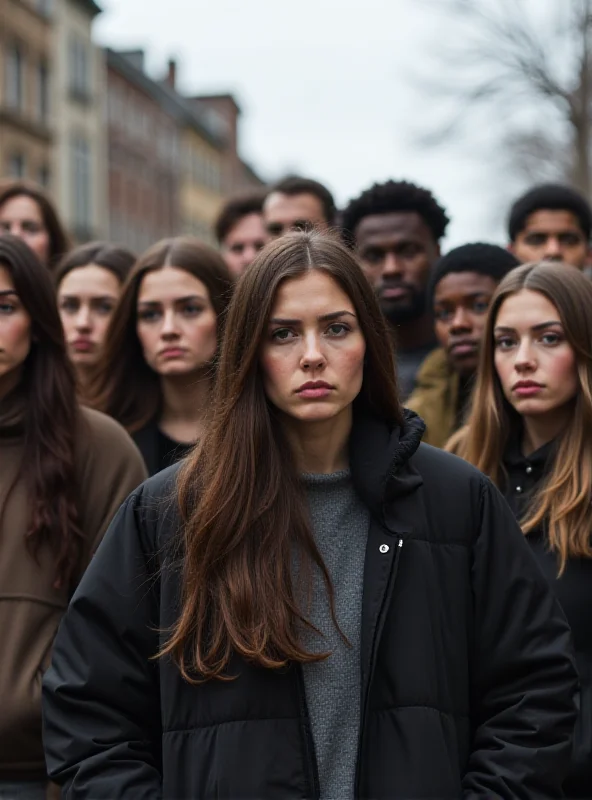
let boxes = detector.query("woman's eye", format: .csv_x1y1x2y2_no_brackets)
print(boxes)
182,304,203,317
138,309,160,322
434,308,452,322
60,299,79,314
495,337,515,350
272,328,295,341
96,302,115,315
0,302,16,314
22,221,42,234
541,332,560,346
326,323,350,336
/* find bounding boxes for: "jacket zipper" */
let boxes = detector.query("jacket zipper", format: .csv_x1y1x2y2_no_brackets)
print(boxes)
295,663,321,799
354,537,404,796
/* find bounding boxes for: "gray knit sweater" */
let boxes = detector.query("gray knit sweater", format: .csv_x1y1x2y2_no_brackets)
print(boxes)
300,469,370,800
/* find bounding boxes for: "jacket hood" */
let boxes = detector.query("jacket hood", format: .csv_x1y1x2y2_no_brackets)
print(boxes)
350,409,425,523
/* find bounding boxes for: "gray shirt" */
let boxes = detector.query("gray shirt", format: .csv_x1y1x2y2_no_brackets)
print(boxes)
300,470,370,800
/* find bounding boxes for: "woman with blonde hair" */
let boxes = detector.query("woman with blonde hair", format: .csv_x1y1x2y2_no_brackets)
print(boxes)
451,260,592,798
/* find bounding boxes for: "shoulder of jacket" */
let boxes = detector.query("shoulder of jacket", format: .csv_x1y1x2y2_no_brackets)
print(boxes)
79,405,134,446
411,441,486,490
75,406,147,485
415,347,451,384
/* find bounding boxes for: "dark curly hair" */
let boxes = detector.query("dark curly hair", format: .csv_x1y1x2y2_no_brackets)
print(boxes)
341,180,450,247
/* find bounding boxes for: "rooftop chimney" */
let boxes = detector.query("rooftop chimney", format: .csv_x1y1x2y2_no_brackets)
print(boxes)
167,58,177,90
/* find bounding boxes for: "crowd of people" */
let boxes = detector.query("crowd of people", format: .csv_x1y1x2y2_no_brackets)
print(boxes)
0,171,591,799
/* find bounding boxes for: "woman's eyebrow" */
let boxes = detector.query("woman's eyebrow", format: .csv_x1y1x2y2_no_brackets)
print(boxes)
269,310,356,325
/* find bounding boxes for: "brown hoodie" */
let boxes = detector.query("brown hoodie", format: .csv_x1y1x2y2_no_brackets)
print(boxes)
0,391,148,780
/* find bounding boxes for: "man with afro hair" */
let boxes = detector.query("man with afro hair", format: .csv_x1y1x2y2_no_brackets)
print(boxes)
407,243,519,447
341,180,449,397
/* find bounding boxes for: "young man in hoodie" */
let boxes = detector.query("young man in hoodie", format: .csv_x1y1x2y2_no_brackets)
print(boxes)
407,243,519,447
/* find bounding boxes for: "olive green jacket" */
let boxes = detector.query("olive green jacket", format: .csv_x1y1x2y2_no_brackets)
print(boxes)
406,347,460,449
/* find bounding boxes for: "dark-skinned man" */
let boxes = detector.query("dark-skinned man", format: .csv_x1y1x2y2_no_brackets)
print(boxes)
341,180,449,398
407,243,519,448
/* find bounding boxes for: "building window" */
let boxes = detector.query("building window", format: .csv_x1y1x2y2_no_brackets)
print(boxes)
68,35,90,100
5,43,24,111
71,134,92,233
37,61,50,123
38,164,51,188
7,153,25,178
36,0,54,17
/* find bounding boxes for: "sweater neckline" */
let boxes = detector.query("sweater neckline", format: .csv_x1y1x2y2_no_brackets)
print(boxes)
301,469,351,487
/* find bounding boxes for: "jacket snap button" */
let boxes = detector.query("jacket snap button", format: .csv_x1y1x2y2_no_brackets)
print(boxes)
516,486,523,493
379,544,389,554
525,466,533,474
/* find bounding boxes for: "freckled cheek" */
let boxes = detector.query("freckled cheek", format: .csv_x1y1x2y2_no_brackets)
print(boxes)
260,350,294,397
335,341,366,385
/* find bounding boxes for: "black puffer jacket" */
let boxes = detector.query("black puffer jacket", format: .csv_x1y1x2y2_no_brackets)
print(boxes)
504,438,592,799
42,412,578,799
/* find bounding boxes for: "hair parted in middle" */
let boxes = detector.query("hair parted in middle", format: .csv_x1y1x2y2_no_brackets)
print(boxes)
451,261,592,574
160,230,403,683
87,236,233,434
55,241,136,288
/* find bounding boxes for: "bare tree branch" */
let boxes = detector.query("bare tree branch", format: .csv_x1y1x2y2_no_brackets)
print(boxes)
415,0,592,198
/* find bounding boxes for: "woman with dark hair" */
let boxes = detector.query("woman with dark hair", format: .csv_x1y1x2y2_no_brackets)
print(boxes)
0,236,146,799
0,180,70,270
56,242,135,397
450,261,592,798
87,236,232,475
43,232,577,799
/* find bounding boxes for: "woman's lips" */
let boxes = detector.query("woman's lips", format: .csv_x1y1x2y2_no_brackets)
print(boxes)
71,339,94,353
513,384,543,398
297,387,332,399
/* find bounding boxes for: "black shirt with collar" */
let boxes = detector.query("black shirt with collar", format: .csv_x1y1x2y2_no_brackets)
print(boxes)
503,436,592,797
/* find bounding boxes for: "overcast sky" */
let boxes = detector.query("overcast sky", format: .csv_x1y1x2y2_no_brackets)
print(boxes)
95,0,533,248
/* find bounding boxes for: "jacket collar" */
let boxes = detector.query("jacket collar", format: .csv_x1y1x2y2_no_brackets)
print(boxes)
504,434,556,471
349,408,425,528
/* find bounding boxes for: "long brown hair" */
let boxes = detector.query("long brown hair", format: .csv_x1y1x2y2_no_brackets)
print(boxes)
88,237,233,433
454,262,592,573
0,179,70,270
0,235,82,588
55,241,135,287
160,230,403,683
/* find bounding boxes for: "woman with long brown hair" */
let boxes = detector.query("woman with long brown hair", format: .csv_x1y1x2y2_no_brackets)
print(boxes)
43,232,577,799
0,235,146,799
55,242,135,399
87,236,232,475
450,261,592,798
0,180,70,271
